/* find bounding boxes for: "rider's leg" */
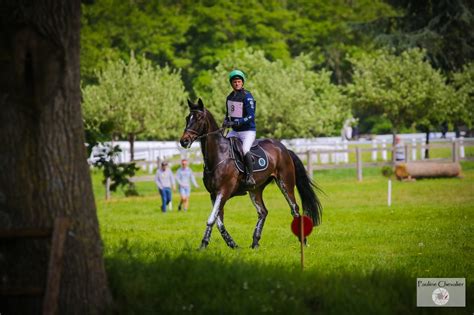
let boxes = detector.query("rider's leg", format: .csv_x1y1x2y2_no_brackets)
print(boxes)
241,131,256,186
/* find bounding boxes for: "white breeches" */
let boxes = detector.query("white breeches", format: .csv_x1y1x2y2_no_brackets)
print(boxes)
227,130,256,154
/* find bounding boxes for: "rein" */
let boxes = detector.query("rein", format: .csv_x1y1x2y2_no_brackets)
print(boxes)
183,120,224,140
184,127,230,174
196,128,224,140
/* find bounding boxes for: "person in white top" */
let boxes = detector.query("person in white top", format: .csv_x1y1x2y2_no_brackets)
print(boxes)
175,159,199,212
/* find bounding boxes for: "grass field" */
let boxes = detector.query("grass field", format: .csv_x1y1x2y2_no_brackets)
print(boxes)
94,162,474,314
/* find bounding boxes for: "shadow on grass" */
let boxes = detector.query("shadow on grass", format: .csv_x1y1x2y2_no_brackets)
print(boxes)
105,243,472,315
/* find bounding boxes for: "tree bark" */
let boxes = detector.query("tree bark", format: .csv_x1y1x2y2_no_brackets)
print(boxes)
0,1,111,314
424,129,430,159
129,133,136,161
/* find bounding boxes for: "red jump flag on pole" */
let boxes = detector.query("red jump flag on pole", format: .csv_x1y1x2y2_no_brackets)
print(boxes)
291,215,313,270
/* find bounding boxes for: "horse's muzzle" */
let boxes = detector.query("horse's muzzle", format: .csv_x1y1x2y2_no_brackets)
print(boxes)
180,138,190,148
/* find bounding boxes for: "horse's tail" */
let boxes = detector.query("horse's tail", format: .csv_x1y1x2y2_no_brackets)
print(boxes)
288,150,323,226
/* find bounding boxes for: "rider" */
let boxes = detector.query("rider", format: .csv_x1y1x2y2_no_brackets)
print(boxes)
223,69,256,187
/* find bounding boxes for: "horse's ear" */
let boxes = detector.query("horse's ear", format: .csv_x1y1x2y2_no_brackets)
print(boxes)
197,98,204,110
187,99,194,108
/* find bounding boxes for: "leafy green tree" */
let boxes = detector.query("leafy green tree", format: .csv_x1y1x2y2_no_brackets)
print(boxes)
81,0,192,84
80,0,397,89
368,0,474,73
82,53,187,160
286,0,396,83
196,48,350,138
451,62,474,131
93,144,140,198
347,48,454,155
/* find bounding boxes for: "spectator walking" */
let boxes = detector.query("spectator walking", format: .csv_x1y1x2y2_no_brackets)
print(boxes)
176,159,199,212
155,161,175,212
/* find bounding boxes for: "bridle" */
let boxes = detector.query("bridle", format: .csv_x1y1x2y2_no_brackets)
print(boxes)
183,110,225,140
183,110,229,173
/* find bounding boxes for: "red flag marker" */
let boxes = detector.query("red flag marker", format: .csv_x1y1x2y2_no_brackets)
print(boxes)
291,215,313,270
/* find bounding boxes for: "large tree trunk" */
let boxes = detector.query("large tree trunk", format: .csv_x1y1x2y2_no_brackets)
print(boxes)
0,1,111,314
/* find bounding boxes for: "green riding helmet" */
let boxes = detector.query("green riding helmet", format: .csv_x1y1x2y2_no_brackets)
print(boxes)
228,69,246,83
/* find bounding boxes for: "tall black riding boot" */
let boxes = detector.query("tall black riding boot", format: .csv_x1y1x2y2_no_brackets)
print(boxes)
244,152,256,187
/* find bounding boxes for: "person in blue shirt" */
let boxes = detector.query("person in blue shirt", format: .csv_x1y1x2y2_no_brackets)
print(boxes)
222,69,256,187
175,158,199,211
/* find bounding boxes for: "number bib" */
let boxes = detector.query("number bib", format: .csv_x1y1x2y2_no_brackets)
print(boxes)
227,100,243,118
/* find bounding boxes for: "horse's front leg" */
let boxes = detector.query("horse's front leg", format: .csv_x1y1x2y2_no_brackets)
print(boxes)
200,192,230,249
216,215,238,249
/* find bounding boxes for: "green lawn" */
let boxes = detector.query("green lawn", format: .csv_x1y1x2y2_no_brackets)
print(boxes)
95,162,474,314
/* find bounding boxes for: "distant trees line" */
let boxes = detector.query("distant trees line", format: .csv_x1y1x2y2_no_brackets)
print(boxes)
82,48,473,154
81,0,474,151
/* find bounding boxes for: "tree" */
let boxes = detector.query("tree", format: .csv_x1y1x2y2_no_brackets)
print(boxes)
81,0,192,84
195,48,350,138
451,62,474,133
286,0,396,84
0,1,110,314
82,53,187,160
347,48,453,156
369,0,474,73
80,0,397,89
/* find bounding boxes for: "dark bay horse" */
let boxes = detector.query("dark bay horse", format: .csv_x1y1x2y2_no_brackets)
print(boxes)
180,99,322,249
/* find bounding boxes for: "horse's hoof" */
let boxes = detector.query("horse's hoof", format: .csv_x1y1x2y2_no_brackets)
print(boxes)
199,242,208,250
229,243,239,249
251,243,259,249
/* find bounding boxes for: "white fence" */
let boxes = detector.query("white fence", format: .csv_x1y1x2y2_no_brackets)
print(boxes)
89,132,472,175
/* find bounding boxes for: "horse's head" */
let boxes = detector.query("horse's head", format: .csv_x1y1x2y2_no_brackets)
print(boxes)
180,98,208,149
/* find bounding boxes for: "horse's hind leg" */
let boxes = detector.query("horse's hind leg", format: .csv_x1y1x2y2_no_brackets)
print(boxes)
276,176,308,244
249,189,268,249
275,175,300,218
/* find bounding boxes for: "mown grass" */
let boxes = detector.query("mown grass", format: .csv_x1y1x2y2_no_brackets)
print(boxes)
95,162,474,314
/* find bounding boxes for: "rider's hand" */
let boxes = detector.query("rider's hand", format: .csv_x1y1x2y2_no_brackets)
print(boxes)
222,120,234,128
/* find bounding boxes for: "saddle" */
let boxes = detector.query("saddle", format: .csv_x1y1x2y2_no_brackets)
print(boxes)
229,137,269,173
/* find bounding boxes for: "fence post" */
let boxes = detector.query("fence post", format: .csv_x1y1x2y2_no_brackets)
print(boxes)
382,139,387,161
356,147,363,181
331,142,336,164
460,137,465,159
343,139,349,163
420,139,425,160
306,150,313,179
452,139,459,163
371,139,377,161
404,144,409,162
411,138,417,161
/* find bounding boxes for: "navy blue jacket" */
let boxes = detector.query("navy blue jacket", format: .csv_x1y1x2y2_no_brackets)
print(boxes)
225,89,256,132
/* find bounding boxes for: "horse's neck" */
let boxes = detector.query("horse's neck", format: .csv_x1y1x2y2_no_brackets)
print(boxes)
200,111,229,168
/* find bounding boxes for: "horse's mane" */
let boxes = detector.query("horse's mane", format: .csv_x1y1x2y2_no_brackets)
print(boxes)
203,107,219,131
